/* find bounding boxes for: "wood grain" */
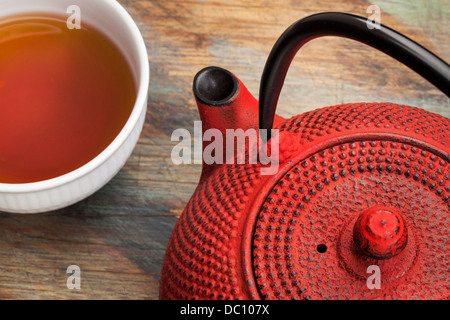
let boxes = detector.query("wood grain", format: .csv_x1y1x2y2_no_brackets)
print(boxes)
0,0,448,299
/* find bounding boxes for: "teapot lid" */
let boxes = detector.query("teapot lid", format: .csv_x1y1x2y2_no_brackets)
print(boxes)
252,136,448,299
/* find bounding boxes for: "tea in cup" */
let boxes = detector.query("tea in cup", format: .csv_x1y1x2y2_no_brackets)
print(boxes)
0,0,149,213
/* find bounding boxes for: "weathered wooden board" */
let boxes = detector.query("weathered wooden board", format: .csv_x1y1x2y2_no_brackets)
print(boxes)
0,0,448,299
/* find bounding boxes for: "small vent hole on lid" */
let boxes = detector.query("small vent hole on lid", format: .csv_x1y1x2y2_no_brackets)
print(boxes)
317,244,327,253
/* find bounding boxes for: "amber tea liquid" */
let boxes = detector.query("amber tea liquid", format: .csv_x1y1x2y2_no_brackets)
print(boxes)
0,14,136,183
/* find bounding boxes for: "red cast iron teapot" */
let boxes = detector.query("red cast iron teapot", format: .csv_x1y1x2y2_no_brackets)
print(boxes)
160,12,450,300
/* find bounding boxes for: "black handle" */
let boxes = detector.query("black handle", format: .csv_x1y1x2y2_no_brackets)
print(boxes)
259,12,450,139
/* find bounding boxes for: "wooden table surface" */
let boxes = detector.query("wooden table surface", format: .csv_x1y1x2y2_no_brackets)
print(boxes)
0,0,448,299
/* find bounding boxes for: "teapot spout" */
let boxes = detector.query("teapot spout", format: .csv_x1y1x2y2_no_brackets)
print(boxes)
194,66,259,133
193,66,259,178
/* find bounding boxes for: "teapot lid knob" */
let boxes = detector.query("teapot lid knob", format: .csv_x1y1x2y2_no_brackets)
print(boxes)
353,206,408,260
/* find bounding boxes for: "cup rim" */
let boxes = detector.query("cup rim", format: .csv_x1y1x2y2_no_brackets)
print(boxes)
0,0,149,193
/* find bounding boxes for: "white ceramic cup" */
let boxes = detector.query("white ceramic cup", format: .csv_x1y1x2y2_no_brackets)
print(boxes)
0,0,149,213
